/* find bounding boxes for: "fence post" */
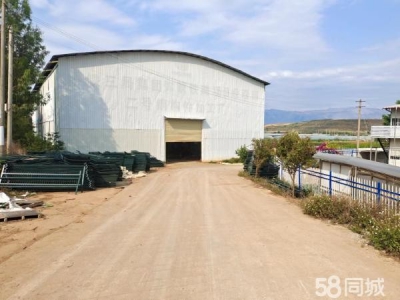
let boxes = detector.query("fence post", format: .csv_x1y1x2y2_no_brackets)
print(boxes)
377,182,381,205
298,165,301,190
329,171,332,196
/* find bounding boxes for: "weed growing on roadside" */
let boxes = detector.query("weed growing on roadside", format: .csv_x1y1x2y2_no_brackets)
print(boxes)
222,157,242,164
238,171,247,177
238,171,291,197
368,216,400,255
239,170,400,258
302,195,348,220
302,195,400,257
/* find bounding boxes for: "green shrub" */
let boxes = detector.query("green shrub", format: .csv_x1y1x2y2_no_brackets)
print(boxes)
235,145,248,163
368,216,400,255
302,195,349,220
302,195,400,257
25,132,65,152
241,170,400,258
300,185,315,198
348,206,378,233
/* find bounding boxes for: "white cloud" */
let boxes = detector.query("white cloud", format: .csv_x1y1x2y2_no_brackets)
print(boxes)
40,23,128,55
180,13,230,36
31,0,144,57
266,58,400,82
146,0,334,54
37,0,136,27
148,0,269,14
228,0,330,51
30,0,51,8
263,58,400,110
30,0,400,110
361,38,400,54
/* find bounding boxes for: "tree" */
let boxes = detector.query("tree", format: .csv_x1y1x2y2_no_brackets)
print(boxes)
276,131,315,197
252,138,276,177
4,0,48,149
382,100,400,126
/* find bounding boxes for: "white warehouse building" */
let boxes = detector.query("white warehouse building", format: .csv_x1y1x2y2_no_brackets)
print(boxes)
33,50,269,161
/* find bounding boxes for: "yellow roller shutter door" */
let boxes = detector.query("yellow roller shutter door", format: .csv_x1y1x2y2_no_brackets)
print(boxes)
165,119,202,142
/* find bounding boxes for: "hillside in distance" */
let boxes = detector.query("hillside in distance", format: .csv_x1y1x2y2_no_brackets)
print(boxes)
265,107,384,124
265,119,383,135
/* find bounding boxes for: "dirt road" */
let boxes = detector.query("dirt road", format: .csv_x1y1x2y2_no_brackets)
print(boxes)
1,163,399,299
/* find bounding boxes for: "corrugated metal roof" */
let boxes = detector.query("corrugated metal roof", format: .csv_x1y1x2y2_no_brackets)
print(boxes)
383,105,400,111
314,153,400,179
33,50,270,92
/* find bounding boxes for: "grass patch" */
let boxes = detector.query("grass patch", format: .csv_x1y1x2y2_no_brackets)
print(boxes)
265,119,383,135
222,157,242,164
238,170,292,197
310,140,381,149
302,195,400,257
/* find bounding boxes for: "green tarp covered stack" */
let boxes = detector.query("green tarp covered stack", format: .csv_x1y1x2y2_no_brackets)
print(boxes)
243,150,279,178
131,151,150,172
89,152,135,172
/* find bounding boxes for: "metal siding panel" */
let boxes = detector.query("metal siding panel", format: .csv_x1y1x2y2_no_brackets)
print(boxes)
53,52,264,160
38,69,57,136
60,128,162,159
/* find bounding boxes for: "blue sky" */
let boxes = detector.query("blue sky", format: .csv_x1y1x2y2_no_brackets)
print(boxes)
30,0,400,111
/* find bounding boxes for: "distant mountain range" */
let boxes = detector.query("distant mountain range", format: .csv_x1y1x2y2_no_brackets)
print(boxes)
264,107,384,124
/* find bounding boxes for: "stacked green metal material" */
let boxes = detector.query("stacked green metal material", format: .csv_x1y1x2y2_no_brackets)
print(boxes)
243,150,279,178
243,150,254,172
149,156,164,168
0,150,165,191
89,150,164,172
123,155,135,171
67,152,123,187
131,151,150,172
2,161,94,190
87,156,122,187
89,152,135,172
0,152,123,190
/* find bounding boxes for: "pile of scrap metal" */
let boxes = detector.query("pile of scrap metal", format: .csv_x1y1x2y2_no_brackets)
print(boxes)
0,192,40,222
0,151,165,192
243,150,279,178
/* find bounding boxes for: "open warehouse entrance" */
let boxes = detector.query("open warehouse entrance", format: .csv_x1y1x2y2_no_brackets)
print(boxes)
165,118,203,161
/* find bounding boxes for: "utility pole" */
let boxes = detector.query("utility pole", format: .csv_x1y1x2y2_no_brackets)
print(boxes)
0,0,5,156
356,99,365,158
6,27,12,154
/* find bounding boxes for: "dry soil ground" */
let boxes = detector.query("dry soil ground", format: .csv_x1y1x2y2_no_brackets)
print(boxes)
0,162,400,300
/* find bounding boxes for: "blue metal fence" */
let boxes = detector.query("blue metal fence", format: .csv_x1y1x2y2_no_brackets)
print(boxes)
286,167,400,210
